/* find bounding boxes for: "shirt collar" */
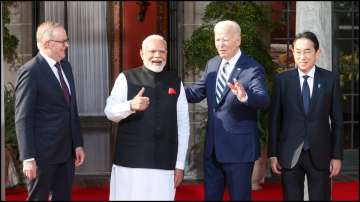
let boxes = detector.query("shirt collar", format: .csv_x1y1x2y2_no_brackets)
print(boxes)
298,66,316,79
39,51,57,68
221,49,242,67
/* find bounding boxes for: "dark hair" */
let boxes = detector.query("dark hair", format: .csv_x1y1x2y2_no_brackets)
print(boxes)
293,31,319,51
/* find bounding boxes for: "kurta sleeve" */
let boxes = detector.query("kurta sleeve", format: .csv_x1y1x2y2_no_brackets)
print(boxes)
104,73,135,123
175,82,190,170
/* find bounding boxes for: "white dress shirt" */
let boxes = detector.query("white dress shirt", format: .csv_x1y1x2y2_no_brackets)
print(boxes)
298,66,316,97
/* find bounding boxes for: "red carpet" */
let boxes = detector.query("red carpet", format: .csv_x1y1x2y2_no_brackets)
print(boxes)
6,181,359,201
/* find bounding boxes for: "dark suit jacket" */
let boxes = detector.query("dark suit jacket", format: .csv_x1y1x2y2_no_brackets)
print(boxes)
15,53,83,164
186,52,270,163
268,67,343,169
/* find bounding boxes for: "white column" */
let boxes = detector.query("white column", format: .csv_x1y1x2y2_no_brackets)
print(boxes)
296,1,333,71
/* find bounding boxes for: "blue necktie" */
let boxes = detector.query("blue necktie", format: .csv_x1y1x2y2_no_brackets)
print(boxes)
216,62,229,103
302,75,310,150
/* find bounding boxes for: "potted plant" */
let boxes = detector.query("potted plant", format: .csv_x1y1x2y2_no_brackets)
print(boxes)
5,83,22,187
184,1,283,186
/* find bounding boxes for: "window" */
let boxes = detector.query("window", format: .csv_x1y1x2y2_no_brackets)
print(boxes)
333,1,359,149
271,1,296,69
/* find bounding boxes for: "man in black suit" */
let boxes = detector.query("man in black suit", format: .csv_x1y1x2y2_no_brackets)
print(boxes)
15,21,85,200
268,31,343,201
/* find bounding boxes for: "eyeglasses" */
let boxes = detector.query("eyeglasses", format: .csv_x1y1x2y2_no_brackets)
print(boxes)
49,38,69,45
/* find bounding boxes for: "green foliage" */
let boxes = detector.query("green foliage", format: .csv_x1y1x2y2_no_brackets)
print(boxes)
2,1,19,63
5,83,16,150
339,49,359,92
3,1,22,183
184,1,281,148
184,25,217,73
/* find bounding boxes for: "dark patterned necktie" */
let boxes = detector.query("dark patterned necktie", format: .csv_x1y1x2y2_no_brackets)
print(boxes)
302,75,310,114
55,62,70,104
216,62,229,103
302,75,310,150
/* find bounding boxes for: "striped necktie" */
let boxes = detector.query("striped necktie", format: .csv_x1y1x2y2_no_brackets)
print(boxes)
216,62,229,103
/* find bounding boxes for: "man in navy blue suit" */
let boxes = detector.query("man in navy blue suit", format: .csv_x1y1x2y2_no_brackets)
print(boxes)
15,21,85,200
185,20,270,201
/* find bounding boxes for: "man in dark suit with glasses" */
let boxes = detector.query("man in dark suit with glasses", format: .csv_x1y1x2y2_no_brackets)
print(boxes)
15,21,85,200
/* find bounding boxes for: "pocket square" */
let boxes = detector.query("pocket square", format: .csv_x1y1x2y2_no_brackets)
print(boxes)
168,88,177,95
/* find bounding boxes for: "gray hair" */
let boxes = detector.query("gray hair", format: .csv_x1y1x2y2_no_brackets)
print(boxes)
214,20,241,38
36,21,64,44
141,34,167,50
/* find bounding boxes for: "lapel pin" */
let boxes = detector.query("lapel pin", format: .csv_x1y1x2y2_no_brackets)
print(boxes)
236,68,241,70
318,84,321,88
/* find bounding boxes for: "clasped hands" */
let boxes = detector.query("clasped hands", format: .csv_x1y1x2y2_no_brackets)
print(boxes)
130,87,150,111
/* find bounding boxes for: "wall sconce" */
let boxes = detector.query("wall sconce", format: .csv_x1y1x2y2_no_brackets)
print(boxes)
137,1,150,22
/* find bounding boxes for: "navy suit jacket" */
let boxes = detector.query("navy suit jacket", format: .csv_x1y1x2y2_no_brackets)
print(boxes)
15,53,83,164
268,67,343,169
186,52,270,163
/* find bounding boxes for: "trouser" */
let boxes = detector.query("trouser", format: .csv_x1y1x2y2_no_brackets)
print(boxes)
27,158,75,201
204,151,254,201
282,150,331,201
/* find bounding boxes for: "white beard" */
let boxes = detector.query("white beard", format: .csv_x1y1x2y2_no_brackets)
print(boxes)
144,60,166,72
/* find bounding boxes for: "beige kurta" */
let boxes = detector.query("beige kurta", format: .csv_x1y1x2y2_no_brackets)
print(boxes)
109,165,175,200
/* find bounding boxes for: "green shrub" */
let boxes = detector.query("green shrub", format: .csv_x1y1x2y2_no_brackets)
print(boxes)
2,1,19,63
5,83,23,184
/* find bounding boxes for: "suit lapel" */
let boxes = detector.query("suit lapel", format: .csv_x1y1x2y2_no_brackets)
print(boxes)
289,69,304,113
37,54,64,92
308,67,321,115
212,58,222,106
36,54,71,106
59,61,74,105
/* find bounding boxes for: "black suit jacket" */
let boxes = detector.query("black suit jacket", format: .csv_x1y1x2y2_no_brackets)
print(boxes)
15,53,83,164
268,66,343,169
